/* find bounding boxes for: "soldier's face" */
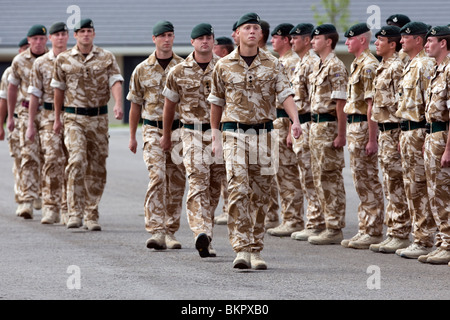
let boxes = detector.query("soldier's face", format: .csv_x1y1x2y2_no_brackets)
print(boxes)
375,36,390,56
75,28,95,46
27,35,47,55
400,35,417,54
271,35,287,53
237,24,262,46
291,35,306,53
345,36,361,54
153,32,174,53
191,35,214,54
49,31,69,49
311,35,327,54
425,37,442,58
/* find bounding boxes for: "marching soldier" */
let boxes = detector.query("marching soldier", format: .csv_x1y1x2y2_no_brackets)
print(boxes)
161,23,225,258
370,25,412,254
342,23,384,249
267,23,304,237
289,23,325,241
420,25,450,265
27,22,69,225
395,21,437,259
307,24,348,246
7,25,48,219
209,13,301,269
52,18,124,231
127,21,185,249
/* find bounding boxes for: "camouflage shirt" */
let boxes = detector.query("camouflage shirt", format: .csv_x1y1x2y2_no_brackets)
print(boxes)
291,49,319,114
8,47,48,104
0,67,12,100
395,49,436,122
163,52,219,124
51,45,123,108
344,49,378,115
127,51,184,121
372,52,404,123
28,50,57,103
425,53,450,123
208,47,294,124
276,49,299,109
309,51,348,115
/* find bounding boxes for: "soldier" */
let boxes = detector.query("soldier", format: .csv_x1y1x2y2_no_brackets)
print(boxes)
266,23,304,237
7,25,48,219
420,25,450,265
395,21,436,259
386,14,411,65
0,38,30,211
369,25,412,254
288,23,325,241
341,23,384,249
51,18,124,231
212,36,235,227
208,13,302,269
127,21,185,250
27,22,69,225
307,24,348,245
161,23,225,258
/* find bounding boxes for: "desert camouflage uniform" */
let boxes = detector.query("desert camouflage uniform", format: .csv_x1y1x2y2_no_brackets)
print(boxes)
309,51,348,230
208,47,294,253
291,49,324,230
1,67,22,204
372,52,411,239
344,49,384,236
29,50,67,219
395,49,436,247
51,45,123,223
127,51,185,236
271,49,304,229
8,48,46,206
163,52,225,240
424,53,450,250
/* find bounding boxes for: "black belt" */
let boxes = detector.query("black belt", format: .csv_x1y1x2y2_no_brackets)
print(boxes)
298,112,312,124
426,122,449,134
183,123,211,131
143,119,183,131
64,105,108,116
43,102,64,111
401,120,427,131
13,113,18,118
222,121,273,134
276,109,289,118
347,114,367,124
312,113,336,123
378,122,401,132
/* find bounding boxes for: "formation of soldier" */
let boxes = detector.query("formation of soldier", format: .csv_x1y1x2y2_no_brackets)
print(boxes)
1,12,449,270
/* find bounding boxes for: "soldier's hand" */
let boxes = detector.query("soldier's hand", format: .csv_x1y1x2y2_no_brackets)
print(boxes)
286,132,293,149
160,135,172,151
114,105,124,120
6,117,15,133
441,150,450,168
365,141,378,156
291,122,302,139
26,125,36,142
333,135,346,149
129,137,138,154
53,118,62,135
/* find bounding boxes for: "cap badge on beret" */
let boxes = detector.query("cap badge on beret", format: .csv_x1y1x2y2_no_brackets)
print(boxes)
277,29,282,35
431,28,437,35
348,30,354,37
381,29,386,35
393,17,398,23
315,29,320,35
405,28,411,34
295,28,301,34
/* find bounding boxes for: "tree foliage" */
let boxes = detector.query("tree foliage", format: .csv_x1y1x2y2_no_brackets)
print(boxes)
311,0,351,32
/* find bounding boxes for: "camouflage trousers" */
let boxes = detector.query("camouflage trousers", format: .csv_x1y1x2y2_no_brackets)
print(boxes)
39,109,67,215
310,121,346,230
271,117,304,228
347,122,384,236
18,108,41,203
292,120,324,230
8,114,21,204
378,128,411,239
142,125,185,235
220,175,228,215
182,128,225,239
424,130,449,250
63,112,108,222
400,128,436,247
223,129,276,252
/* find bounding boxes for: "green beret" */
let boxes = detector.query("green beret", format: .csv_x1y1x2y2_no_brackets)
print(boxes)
232,21,238,31
191,23,214,39
375,25,401,38
289,23,314,36
74,18,94,32
311,24,337,37
18,37,28,47
49,22,68,35
271,23,294,37
427,25,450,38
27,24,47,37
236,12,261,29
215,36,233,45
400,22,429,35
153,20,174,37
260,20,270,32
386,14,411,27
345,23,370,38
